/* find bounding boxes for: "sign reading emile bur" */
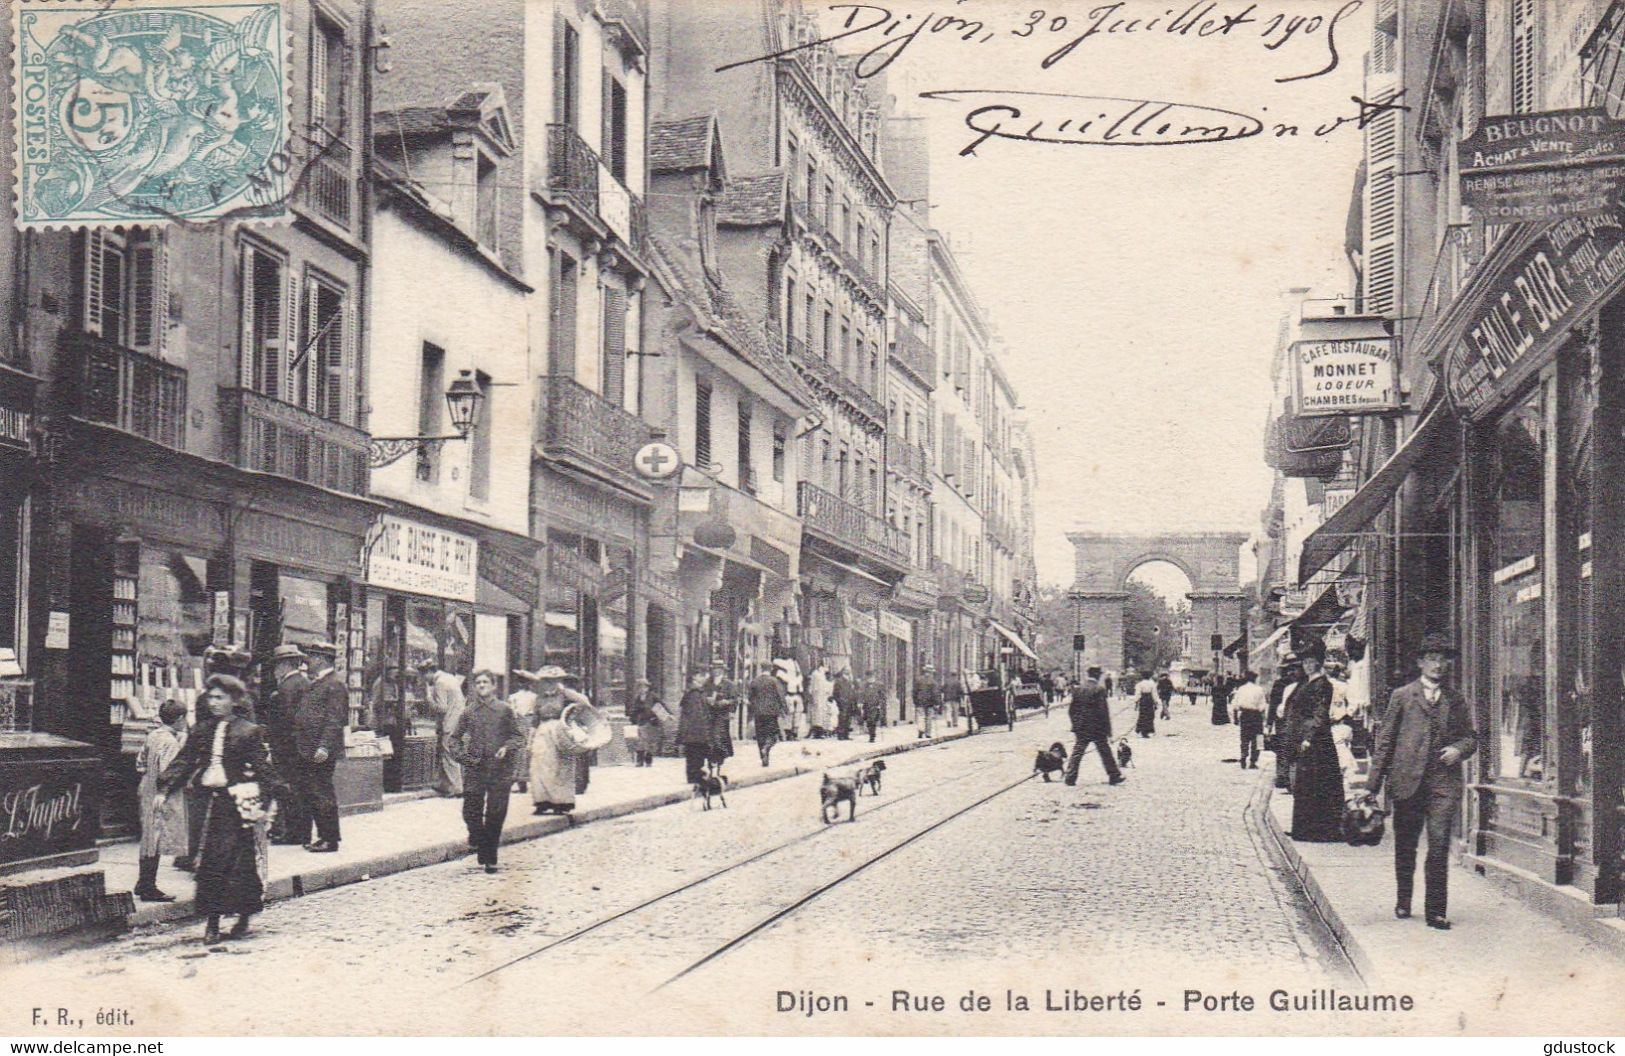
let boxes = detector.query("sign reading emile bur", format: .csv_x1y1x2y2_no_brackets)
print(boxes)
1459,108,1625,223
1291,337,1398,417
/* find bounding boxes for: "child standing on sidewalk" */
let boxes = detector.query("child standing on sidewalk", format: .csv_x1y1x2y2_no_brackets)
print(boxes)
134,700,189,902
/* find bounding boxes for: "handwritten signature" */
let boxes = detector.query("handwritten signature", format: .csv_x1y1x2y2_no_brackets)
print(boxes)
718,1,1363,84
921,89,1410,154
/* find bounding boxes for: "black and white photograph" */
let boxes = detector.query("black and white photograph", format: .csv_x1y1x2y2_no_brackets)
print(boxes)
1,0,1624,1039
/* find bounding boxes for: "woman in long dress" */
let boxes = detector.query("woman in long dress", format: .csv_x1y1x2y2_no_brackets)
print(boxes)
806,662,834,738
157,675,286,944
1133,672,1158,737
1289,651,1346,843
527,666,589,814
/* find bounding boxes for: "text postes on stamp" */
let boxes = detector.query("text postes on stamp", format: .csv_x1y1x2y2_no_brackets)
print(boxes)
14,1,290,229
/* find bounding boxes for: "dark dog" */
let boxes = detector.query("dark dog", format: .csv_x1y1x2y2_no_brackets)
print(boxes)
854,759,887,796
695,772,728,810
1116,738,1134,770
1033,742,1068,781
820,772,858,823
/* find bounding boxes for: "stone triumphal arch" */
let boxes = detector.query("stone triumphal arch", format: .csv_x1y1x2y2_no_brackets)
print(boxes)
1067,531,1249,675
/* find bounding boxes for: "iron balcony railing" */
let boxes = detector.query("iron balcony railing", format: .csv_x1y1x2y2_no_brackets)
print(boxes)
299,133,354,229
536,375,651,487
790,340,885,423
798,481,909,568
222,387,369,495
789,197,884,302
64,330,187,450
891,328,935,387
886,439,931,484
545,124,646,254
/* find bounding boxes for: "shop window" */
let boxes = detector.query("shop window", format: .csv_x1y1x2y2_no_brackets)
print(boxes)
1561,345,1597,796
1490,386,1550,785
136,549,214,722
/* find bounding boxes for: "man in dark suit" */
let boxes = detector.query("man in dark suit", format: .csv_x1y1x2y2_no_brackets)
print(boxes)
1367,632,1478,930
832,670,857,740
265,644,309,845
293,640,349,853
1269,655,1303,791
1065,665,1125,786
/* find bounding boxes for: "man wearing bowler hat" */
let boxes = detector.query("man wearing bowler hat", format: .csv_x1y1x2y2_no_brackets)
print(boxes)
294,641,349,852
1367,632,1478,930
266,643,309,844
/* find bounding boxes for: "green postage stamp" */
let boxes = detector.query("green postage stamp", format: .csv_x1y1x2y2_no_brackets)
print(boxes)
13,1,290,228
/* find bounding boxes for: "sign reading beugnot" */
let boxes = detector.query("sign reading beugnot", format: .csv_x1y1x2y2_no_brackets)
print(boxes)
1458,108,1625,223
1291,338,1399,417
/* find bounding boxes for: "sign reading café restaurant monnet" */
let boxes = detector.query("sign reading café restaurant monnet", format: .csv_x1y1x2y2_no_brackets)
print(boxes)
1459,108,1625,223
1292,336,1399,417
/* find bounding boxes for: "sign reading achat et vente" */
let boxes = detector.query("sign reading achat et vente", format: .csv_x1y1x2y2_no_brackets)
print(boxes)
1459,108,1625,224
1292,337,1399,417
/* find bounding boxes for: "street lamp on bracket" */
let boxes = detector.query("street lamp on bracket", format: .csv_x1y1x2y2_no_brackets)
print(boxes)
366,370,484,469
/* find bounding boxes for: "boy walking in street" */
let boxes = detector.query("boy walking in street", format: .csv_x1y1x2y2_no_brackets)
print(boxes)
449,670,525,874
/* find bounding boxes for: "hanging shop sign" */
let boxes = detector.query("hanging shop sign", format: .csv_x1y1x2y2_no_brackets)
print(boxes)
1459,108,1625,223
961,583,991,605
878,611,912,642
1440,213,1625,418
365,515,477,602
478,542,540,608
1266,414,1351,478
1292,338,1399,417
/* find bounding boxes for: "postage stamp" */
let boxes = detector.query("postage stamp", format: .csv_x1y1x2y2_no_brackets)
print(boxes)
13,1,290,228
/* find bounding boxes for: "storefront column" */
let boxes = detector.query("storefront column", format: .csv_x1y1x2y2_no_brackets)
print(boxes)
1589,309,1625,904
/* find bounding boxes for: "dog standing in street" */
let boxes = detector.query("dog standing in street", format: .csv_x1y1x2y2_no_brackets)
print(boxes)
1116,738,1134,770
820,772,859,823
853,759,887,796
695,772,728,810
1033,742,1068,781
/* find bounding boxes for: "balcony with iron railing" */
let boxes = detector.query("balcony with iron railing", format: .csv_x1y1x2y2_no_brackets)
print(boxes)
886,439,931,485
789,196,885,303
62,330,187,450
890,328,935,389
535,375,652,496
543,124,647,255
797,481,909,571
220,387,369,495
787,336,885,424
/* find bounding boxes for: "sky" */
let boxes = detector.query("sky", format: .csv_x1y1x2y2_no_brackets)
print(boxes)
821,0,1372,586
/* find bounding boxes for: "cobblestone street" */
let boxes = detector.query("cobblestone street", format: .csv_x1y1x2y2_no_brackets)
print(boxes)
12,704,1374,1035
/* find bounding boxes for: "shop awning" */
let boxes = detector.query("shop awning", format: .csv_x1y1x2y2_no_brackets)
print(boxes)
1297,399,1454,585
1249,623,1292,663
1222,633,1248,658
989,620,1039,662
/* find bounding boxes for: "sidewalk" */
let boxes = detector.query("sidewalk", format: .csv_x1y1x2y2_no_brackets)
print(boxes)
10,714,1015,942
1257,769,1625,1004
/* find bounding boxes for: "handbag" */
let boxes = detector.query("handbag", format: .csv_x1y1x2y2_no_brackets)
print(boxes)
1342,791,1385,846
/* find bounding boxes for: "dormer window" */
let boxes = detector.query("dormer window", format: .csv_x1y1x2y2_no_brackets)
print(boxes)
476,151,498,249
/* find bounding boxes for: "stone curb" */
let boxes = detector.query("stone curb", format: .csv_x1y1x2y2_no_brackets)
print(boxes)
1247,771,1377,984
116,719,1026,935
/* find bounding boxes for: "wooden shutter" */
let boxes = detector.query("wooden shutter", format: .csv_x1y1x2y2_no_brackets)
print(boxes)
152,229,169,357
302,272,320,409
238,243,255,386
1362,78,1400,316
695,382,712,467
309,17,329,134
340,289,356,424
602,72,614,173
281,263,299,402
83,229,107,336
602,287,626,407
128,237,156,351
552,254,577,377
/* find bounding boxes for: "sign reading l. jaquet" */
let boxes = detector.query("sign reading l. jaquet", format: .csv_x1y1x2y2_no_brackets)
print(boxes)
1458,109,1625,222
1441,213,1625,417
1292,338,1398,416
0,759,101,867
366,515,477,602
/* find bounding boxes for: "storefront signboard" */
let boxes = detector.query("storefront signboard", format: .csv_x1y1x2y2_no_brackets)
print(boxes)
1459,109,1625,223
0,757,101,867
365,516,477,602
1323,488,1356,519
44,612,69,650
1292,338,1399,416
1441,212,1625,417
846,606,878,640
879,611,912,642
478,542,540,607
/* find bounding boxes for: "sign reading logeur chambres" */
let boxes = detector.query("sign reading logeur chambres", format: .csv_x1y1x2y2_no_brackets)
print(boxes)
366,515,478,602
1291,337,1399,417
1459,109,1625,223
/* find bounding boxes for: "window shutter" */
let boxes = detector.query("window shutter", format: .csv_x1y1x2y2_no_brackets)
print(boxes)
602,72,614,170
83,229,107,336
303,273,320,410
341,290,357,425
326,288,351,422
128,237,156,351
602,287,626,408
310,19,329,134
695,383,712,467
152,229,170,357
1362,80,1401,316
558,258,577,378
282,264,300,403
238,244,255,386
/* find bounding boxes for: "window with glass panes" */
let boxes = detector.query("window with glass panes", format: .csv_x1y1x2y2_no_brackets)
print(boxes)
1490,384,1550,785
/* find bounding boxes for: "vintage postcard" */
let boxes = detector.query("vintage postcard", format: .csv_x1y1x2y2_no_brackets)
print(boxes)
1,0,1623,1039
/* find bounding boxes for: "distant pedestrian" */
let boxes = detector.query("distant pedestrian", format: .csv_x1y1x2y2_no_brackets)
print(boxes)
1211,674,1232,726
264,644,307,845
1289,639,1345,843
626,677,661,766
833,669,857,740
1103,672,1114,697
707,663,737,774
1268,656,1304,790
860,678,885,743
157,675,287,945
914,665,942,738
293,641,347,853
1065,665,1125,786
806,662,835,738
1367,633,1477,929
506,670,537,791
449,670,525,874
1231,670,1266,769
747,666,787,767
1134,671,1157,737
418,658,465,797
527,666,590,815
135,699,189,903
675,670,712,785
943,669,966,729
1156,672,1174,721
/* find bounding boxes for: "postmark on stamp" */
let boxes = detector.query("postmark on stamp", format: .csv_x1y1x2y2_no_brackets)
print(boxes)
13,1,291,228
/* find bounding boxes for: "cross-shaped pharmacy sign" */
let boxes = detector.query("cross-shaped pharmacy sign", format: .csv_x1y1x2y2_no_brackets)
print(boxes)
635,441,681,480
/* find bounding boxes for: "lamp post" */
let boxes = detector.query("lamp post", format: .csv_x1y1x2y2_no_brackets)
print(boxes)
367,370,484,469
